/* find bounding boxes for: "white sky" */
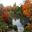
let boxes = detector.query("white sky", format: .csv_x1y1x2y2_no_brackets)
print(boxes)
0,0,25,7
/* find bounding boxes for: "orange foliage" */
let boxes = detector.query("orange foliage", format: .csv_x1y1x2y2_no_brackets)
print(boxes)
22,0,32,17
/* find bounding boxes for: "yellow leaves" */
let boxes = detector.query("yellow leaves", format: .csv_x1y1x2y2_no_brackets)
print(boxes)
25,23,32,30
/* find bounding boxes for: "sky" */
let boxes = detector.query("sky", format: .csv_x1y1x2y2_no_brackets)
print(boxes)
0,0,25,6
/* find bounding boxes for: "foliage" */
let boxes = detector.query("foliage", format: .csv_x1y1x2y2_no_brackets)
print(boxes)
0,2,32,32
22,0,31,17
24,28,30,32
24,23,32,32
16,6,21,14
13,25,18,31
8,10,14,18
0,10,3,16
0,19,8,30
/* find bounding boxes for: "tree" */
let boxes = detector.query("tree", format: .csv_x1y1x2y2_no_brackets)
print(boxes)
14,6,22,19
0,10,3,16
2,11,9,23
22,0,31,17
12,2,16,11
0,16,8,32
0,4,3,16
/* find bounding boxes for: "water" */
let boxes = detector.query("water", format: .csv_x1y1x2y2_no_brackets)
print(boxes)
12,18,24,32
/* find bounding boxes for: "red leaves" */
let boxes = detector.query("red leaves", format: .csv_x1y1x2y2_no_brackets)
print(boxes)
2,11,9,23
1,6,10,23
